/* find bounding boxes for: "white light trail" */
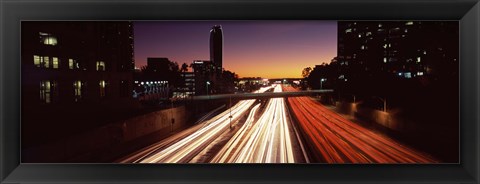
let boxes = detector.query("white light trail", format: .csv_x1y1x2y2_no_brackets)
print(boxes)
137,86,273,163
211,85,296,163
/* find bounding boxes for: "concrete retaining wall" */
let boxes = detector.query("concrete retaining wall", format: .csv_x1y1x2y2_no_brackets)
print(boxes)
118,106,189,141
24,106,191,162
335,102,408,132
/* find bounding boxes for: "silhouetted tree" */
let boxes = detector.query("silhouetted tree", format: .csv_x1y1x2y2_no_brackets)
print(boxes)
221,70,238,93
181,63,188,73
302,67,312,78
139,59,183,89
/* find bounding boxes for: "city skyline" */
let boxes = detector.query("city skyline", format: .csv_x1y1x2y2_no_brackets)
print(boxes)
20,21,458,163
134,21,337,78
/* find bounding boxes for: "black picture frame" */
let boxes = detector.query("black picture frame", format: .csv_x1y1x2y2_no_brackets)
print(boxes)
1,0,479,183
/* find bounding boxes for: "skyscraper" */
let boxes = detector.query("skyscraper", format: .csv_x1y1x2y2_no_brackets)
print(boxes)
210,25,223,75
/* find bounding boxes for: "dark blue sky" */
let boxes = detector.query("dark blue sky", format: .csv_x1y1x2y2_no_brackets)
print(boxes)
134,21,337,78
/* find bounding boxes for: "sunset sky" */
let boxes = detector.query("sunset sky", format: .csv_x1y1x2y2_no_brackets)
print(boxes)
134,21,337,78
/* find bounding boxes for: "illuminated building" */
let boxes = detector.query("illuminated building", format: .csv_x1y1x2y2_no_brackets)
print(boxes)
337,21,458,80
191,60,215,95
21,21,136,148
178,72,196,97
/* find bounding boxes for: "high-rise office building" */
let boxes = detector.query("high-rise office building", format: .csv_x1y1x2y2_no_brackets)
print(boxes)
21,21,136,149
337,21,458,81
210,25,223,75
22,21,135,107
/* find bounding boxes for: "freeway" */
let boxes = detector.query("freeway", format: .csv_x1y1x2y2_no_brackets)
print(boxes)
120,86,273,163
284,86,437,163
210,85,307,163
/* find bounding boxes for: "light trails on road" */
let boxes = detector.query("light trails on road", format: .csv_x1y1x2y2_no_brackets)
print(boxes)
132,87,273,163
284,86,437,163
211,85,297,163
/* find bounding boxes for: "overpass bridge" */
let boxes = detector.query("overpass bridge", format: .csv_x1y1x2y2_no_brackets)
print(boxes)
189,89,334,101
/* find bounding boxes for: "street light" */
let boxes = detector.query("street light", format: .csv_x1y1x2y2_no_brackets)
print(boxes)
229,96,233,130
342,93,356,103
373,96,387,112
206,81,211,96
320,78,326,89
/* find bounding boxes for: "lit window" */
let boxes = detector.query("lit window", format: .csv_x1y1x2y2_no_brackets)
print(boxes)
383,44,388,49
43,56,50,68
39,32,58,46
378,24,382,28
52,57,59,69
405,21,414,25
417,57,421,63
366,32,372,36
69,59,74,69
423,51,427,55
69,59,82,70
358,34,362,38
345,28,352,33
96,61,106,71
99,80,106,97
40,80,51,103
384,58,387,63
417,72,424,76
404,72,412,78
33,55,41,67
74,80,83,102
34,55,52,68
43,37,57,45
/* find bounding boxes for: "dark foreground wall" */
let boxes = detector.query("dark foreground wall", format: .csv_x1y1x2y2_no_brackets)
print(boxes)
334,101,458,162
22,106,191,163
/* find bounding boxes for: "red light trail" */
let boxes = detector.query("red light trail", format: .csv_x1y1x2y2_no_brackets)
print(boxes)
284,86,437,163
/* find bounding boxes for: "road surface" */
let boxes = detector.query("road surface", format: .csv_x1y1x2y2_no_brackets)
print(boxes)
211,85,308,163
284,85,437,163
120,87,273,163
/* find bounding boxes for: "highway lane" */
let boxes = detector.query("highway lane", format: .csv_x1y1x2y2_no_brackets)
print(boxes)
284,86,437,163
211,85,303,163
124,86,273,163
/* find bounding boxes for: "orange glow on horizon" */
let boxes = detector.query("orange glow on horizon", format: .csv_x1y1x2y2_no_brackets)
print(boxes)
225,57,334,79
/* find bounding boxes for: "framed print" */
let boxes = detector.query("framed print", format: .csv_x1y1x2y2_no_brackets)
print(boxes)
1,0,479,183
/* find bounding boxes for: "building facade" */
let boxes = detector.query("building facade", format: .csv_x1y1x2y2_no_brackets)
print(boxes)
210,25,223,76
191,60,215,95
21,21,137,147
337,21,459,81
22,21,135,108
